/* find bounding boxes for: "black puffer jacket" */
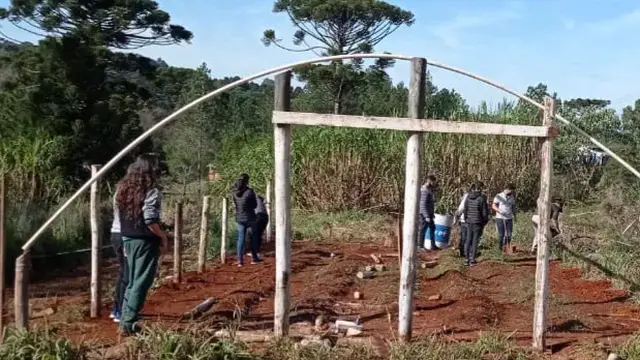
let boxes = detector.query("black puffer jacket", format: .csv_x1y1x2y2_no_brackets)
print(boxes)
464,190,489,225
233,185,257,223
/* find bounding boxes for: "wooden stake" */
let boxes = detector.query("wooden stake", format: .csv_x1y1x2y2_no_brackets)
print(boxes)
14,252,28,329
273,70,292,337
90,164,101,318
266,180,272,242
197,196,211,273
398,57,426,343
173,202,183,285
532,96,555,351
0,174,5,336
220,197,228,264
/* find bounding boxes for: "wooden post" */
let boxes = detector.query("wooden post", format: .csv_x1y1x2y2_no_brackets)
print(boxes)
197,196,211,273
0,174,5,335
273,71,292,337
266,180,272,242
14,252,28,329
173,202,183,285
532,96,555,351
90,164,101,318
220,198,228,264
398,57,426,342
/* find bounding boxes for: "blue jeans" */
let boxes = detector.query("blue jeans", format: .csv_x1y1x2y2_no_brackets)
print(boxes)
419,215,436,249
496,218,513,250
237,221,259,264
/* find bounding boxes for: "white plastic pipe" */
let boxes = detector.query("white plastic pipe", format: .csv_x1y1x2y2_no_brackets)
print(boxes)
21,53,640,250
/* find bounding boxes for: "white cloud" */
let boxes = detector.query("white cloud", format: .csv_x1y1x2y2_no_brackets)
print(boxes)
431,5,522,49
587,9,640,36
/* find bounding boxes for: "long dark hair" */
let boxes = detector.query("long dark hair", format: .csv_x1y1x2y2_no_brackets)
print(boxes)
116,154,159,221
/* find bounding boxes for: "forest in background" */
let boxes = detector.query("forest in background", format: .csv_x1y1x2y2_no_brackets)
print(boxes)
0,0,640,265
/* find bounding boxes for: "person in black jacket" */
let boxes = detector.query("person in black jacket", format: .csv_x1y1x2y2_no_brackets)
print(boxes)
232,174,262,267
463,182,489,266
254,194,269,255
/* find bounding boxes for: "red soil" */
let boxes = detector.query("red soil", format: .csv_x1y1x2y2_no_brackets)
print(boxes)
21,240,640,357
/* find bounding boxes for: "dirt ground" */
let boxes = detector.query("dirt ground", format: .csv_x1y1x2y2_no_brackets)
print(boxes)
17,239,640,358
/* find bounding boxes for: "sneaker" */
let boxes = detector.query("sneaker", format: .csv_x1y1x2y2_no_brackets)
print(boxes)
109,311,117,319
237,263,243,267
470,260,478,265
113,317,121,323
111,311,121,323
464,260,470,267
251,258,263,264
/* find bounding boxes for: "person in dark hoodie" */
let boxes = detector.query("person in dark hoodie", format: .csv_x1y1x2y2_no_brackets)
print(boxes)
419,175,437,250
254,194,269,256
232,174,262,267
463,182,489,266
455,181,487,258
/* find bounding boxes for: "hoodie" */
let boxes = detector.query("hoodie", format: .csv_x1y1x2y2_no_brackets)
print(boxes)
420,184,435,220
232,184,257,223
464,190,489,225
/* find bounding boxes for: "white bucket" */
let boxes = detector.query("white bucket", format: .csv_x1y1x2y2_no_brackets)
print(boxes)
424,214,454,249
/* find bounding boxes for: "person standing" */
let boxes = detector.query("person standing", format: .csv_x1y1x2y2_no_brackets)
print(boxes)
463,182,489,266
117,154,168,335
109,189,127,324
254,194,269,257
232,174,262,266
492,184,516,252
419,175,437,250
455,187,470,258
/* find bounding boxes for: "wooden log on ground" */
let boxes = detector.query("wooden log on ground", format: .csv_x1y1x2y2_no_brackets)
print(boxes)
357,271,375,280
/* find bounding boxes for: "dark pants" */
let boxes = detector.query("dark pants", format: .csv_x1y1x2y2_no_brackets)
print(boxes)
121,237,159,333
255,213,269,251
110,232,128,315
459,223,468,257
237,220,259,264
465,223,484,263
419,215,436,249
496,218,514,250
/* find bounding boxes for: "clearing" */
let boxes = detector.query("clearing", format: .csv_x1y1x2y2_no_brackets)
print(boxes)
16,236,640,359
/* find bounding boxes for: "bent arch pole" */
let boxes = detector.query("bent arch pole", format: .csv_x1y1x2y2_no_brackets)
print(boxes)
21,53,640,251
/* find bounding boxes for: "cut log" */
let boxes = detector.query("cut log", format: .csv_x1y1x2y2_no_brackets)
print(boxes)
353,291,362,300
365,265,374,272
421,261,438,269
346,328,363,337
427,294,442,301
183,297,217,318
314,315,325,332
335,319,362,331
374,264,387,272
370,254,382,264
357,271,375,280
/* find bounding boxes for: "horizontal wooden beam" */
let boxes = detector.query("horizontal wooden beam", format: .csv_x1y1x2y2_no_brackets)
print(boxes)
273,111,552,138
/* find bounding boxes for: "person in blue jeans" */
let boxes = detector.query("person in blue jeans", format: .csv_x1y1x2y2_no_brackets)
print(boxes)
492,183,516,252
232,174,262,267
419,175,437,250
109,190,127,323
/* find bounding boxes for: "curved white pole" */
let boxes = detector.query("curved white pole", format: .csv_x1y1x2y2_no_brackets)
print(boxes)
21,53,640,250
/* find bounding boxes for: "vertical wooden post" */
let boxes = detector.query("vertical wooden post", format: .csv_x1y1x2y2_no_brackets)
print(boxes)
532,96,555,351
266,180,272,242
398,57,426,342
220,198,228,264
173,202,183,285
14,251,28,329
198,196,211,273
273,71,292,337
0,174,5,335
90,164,101,318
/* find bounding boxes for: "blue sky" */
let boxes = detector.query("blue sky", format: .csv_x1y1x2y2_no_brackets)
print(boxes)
1,0,639,112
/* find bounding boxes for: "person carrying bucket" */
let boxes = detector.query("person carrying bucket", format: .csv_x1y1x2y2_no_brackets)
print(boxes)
531,196,564,253
492,184,516,252
463,182,489,266
419,175,437,251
